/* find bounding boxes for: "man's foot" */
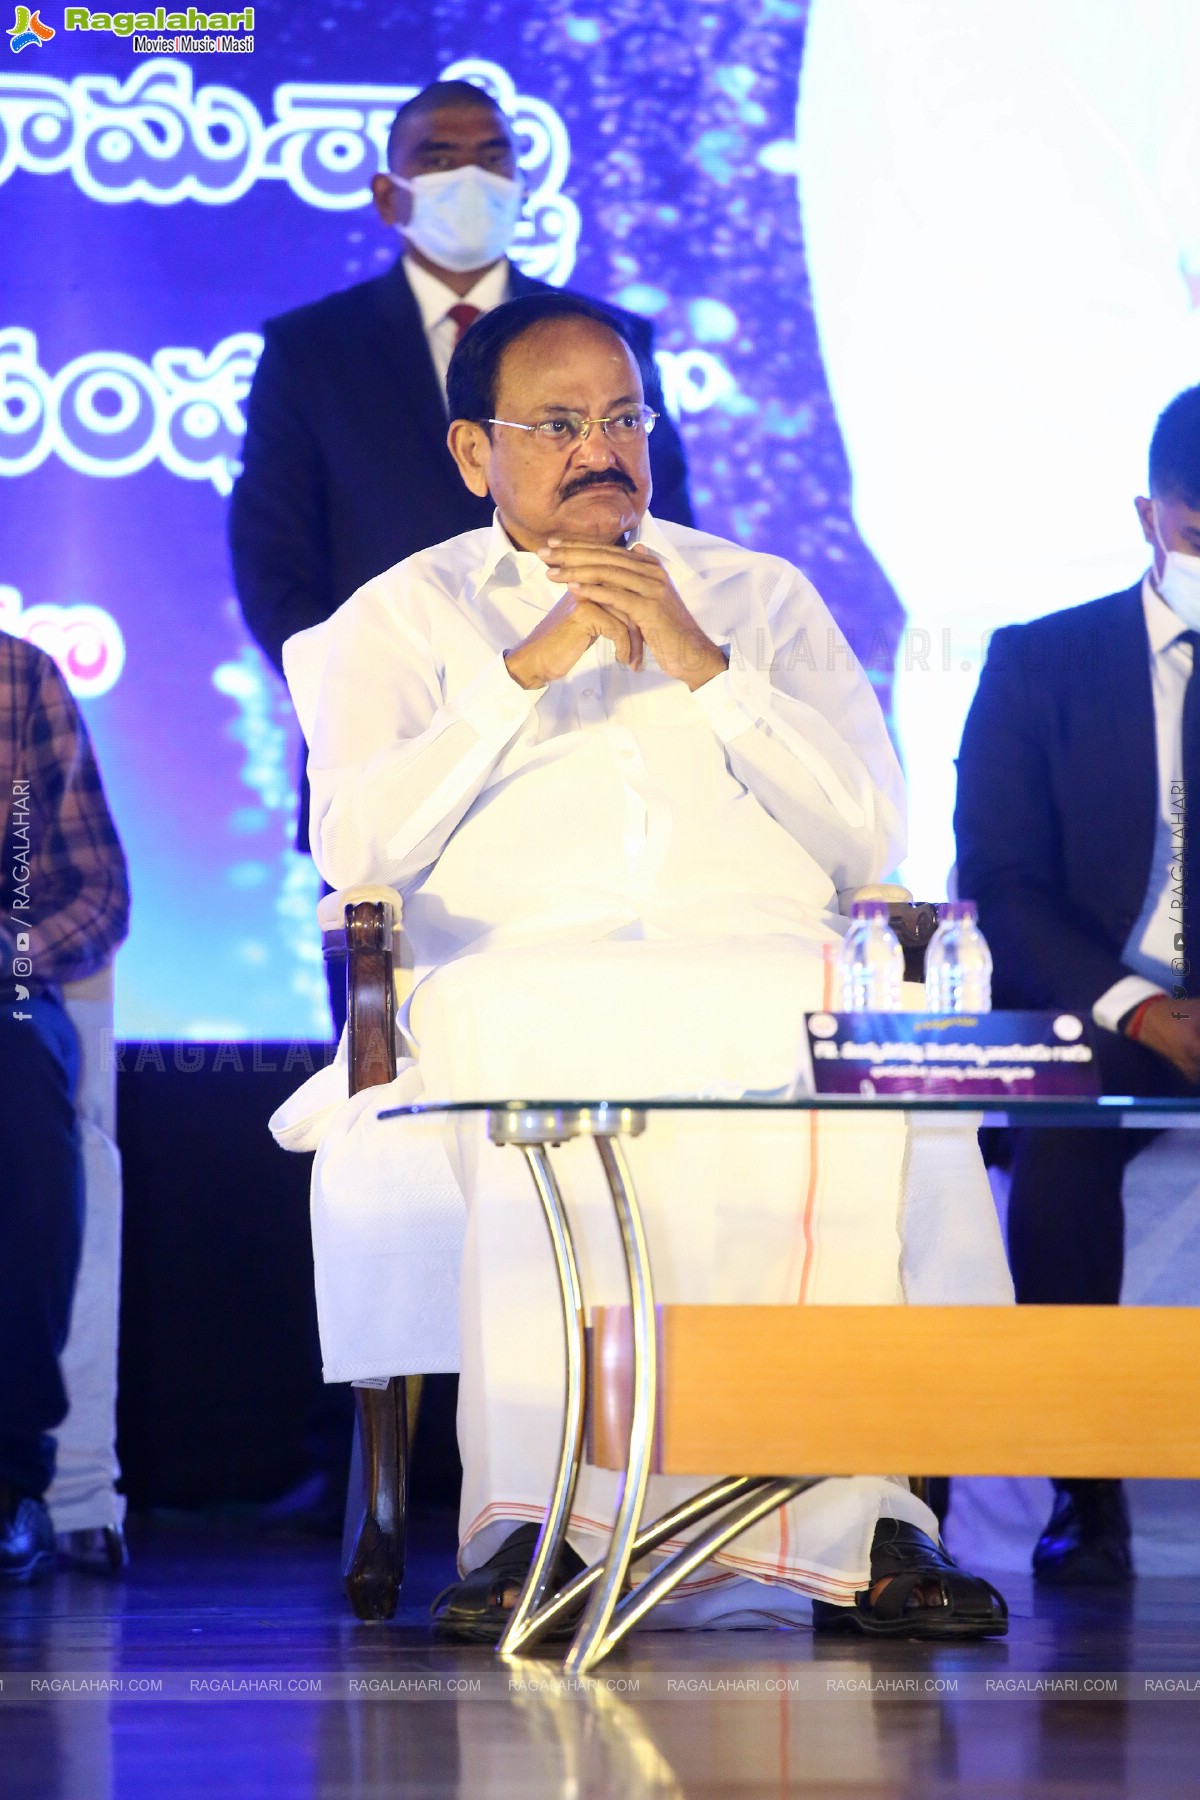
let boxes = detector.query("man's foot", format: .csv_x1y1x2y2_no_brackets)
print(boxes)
0,1486,56,1583
431,1524,586,1644
1033,1480,1133,1587
812,1518,1008,1640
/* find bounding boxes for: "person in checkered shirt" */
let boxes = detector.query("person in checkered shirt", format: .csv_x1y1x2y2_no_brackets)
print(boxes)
1,628,129,1582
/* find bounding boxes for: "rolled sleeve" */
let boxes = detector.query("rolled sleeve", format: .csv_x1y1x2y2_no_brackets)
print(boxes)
1092,974,1166,1034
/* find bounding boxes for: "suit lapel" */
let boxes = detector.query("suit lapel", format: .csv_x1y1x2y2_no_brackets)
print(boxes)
371,258,536,467
1100,585,1157,900
371,259,460,467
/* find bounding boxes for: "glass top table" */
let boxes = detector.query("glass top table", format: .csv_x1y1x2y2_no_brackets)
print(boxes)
380,1094,1200,1127
377,1092,1199,1673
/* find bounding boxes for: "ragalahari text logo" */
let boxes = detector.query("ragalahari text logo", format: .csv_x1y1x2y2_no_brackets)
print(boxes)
8,5,55,50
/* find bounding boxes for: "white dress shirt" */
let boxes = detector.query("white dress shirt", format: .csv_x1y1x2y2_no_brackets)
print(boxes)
402,254,511,398
1093,571,1192,1031
285,512,906,976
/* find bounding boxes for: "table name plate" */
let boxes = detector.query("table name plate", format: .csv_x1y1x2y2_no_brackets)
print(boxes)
804,1011,1099,1098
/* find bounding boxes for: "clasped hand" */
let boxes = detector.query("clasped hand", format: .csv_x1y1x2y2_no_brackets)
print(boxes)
503,539,727,692
1133,997,1200,1086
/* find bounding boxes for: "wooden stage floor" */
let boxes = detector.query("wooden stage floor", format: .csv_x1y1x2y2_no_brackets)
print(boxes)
3,1512,1200,1797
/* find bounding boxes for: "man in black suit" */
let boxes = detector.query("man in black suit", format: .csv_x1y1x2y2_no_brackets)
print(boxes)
955,384,1200,1585
229,80,693,986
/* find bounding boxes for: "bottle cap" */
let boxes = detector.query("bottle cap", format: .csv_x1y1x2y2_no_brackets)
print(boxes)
850,900,890,921
940,899,978,922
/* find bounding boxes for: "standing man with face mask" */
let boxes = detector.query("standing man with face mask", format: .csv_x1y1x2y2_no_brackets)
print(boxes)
955,383,1200,1588
230,81,693,1023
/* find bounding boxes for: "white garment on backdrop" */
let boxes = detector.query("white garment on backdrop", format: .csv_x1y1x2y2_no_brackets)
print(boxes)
275,512,1012,1618
797,0,1200,895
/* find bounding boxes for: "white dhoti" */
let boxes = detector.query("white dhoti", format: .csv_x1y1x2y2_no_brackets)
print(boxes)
406,937,1014,1620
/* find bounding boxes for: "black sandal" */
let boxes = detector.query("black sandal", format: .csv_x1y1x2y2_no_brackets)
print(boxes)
811,1518,1008,1640
431,1524,587,1645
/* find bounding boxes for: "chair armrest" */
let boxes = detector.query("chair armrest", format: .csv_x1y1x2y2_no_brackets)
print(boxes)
318,886,411,985
837,887,946,984
837,883,913,913
316,884,405,932
320,888,409,1097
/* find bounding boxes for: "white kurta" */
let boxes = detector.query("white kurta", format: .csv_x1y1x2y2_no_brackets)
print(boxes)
289,511,907,965
281,511,1011,1617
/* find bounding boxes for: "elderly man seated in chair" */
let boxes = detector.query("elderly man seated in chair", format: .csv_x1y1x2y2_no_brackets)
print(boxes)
278,292,1013,1642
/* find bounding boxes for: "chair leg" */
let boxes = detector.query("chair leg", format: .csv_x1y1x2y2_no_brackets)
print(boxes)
55,1524,129,1575
343,1379,411,1621
405,1374,423,1452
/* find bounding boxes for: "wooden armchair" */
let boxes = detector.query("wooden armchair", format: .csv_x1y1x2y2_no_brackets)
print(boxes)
321,881,947,1621
837,882,942,985
318,883,418,1621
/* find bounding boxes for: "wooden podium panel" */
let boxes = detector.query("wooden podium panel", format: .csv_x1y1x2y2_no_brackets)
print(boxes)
588,1305,1200,1480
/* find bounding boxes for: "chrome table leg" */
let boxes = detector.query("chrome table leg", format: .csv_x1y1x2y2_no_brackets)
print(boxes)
514,1475,769,1650
485,1105,822,1674
587,1476,821,1660
485,1107,643,1656
564,1133,659,1678
495,1142,587,1656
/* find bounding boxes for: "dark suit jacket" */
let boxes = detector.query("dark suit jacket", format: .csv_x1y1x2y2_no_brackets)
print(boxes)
228,259,694,676
954,584,1159,1012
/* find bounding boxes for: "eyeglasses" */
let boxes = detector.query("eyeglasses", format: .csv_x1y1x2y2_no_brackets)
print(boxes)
483,406,659,451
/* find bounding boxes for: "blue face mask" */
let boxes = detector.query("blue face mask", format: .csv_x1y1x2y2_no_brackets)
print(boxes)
1153,503,1200,632
391,166,522,273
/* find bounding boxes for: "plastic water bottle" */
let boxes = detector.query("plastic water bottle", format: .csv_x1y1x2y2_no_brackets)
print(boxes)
837,900,904,1011
924,900,993,1013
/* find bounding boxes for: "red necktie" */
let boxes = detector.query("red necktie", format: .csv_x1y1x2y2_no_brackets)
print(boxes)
446,303,481,343
1182,631,1200,994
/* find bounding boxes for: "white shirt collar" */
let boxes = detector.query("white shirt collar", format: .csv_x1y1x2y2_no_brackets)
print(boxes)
475,507,687,595
1141,567,1193,656
634,508,690,580
475,512,556,598
403,254,510,336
